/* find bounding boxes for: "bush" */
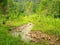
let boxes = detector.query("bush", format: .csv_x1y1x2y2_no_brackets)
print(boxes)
36,0,60,18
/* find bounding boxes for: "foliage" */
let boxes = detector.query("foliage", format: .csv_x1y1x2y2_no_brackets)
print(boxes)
36,0,60,18
0,0,60,45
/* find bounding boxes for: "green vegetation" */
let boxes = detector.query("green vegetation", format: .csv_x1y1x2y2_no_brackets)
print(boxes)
0,0,60,45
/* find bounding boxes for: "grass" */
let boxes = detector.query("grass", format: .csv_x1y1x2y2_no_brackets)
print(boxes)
0,14,60,45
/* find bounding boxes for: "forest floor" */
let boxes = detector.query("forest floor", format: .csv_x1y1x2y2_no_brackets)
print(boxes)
0,14,60,45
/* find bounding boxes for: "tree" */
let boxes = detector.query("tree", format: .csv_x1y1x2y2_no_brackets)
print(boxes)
0,0,8,14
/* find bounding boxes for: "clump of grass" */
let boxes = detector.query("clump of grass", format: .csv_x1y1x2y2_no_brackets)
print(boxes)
0,14,60,45
5,14,60,36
